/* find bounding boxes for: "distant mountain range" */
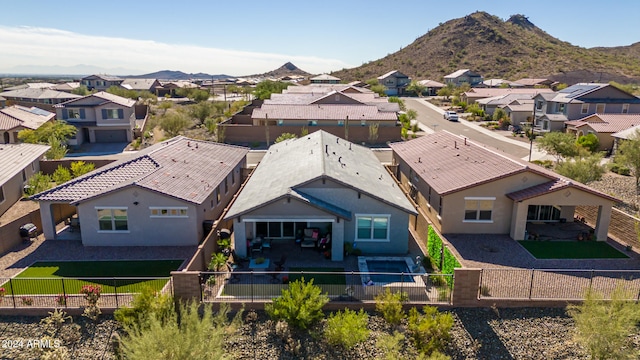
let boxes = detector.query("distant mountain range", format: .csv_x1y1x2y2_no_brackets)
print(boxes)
332,12,640,84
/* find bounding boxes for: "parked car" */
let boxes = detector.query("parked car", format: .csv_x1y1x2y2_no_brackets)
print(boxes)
444,111,459,122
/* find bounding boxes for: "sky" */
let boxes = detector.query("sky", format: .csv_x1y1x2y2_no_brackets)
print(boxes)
1,0,639,76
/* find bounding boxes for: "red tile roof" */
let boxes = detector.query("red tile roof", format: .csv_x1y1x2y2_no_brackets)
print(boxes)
252,104,397,121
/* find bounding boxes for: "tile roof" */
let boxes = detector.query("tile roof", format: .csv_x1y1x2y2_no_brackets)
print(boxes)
506,179,618,203
252,104,398,121
465,88,553,99
0,143,50,186
567,114,640,133
61,91,136,108
283,84,372,94
444,69,472,78
52,82,80,91
389,131,617,202
83,74,123,81
477,93,538,106
417,80,445,87
225,130,415,219
378,70,408,80
513,78,551,86
612,124,640,140
310,74,341,81
121,78,159,91
0,105,54,131
0,88,82,100
32,137,249,205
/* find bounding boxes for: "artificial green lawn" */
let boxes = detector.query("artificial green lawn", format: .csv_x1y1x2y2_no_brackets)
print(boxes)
518,241,628,259
288,267,346,285
3,260,183,295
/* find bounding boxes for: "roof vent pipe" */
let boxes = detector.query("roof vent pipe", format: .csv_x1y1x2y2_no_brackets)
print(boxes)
464,138,467,146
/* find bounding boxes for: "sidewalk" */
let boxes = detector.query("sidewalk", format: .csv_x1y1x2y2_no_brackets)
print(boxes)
412,98,552,162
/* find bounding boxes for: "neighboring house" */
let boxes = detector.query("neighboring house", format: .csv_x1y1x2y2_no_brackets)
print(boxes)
52,82,81,93
417,80,445,96
0,143,50,216
32,136,249,246
533,83,640,132
310,74,340,84
565,114,640,152
3,83,56,91
444,69,483,87
0,89,82,112
121,78,162,93
481,79,523,88
56,92,137,145
225,130,416,260
612,124,640,154
0,96,6,109
501,99,535,126
476,93,537,117
80,75,124,91
0,105,55,144
377,70,411,96
222,85,401,145
156,81,198,97
513,78,554,88
462,88,553,104
390,131,617,241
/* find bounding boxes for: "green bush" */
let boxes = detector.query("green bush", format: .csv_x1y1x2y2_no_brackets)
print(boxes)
376,332,406,360
114,286,174,329
427,226,461,286
324,308,369,348
576,133,599,153
24,172,53,196
265,278,329,329
407,306,454,356
374,288,407,325
531,159,554,169
609,163,631,176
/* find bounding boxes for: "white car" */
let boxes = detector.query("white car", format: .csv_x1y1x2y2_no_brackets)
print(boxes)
444,111,459,121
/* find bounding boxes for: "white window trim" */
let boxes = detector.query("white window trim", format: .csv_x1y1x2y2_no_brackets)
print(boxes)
95,206,129,233
149,206,188,218
622,103,629,114
462,197,495,223
581,103,589,114
355,214,391,242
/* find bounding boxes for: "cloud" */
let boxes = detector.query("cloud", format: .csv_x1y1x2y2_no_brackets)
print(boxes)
0,26,353,75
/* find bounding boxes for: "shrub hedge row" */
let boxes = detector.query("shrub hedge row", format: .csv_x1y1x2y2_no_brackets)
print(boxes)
427,226,461,286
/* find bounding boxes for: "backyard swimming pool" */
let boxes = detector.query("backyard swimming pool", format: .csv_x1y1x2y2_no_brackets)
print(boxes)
357,256,421,285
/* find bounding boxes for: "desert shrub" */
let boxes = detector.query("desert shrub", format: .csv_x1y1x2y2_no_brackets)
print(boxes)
427,226,461,286
265,278,329,329
531,159,554,169
24,172,53,196
375,288,407,325
275,133,298,143
70,161,95,178
40,309,72,336
567,287,640,360
376,332,406,360
119,301,230,360
114,286,174,329
609,163,631,176
324,308,369,348
52,165,72,184
576,133,599,153
407,306,454,356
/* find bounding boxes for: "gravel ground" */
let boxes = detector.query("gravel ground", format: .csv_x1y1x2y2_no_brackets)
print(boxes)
589,172,639,215
4,307,636,360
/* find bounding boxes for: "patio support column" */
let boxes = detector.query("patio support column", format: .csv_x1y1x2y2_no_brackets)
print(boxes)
331,220,344,262
560,206,575,222
510,201,528,240
40,202,57,240
594,205,612,241
233,218,247,258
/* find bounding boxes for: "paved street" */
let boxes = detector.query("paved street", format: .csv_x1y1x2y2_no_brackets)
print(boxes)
403,98,548,161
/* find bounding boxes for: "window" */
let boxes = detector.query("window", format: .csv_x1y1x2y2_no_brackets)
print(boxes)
224,177,228,194
0,186,4,203
337,120,344,126
558,104,566,113
356,215,390,241
596,103,605,114
22,169,26,182
105,109,121,119
536,101,543,111
308,120,317,126
216,186,221,203
581,103,589,114
231,168,236,185
463,197,495,222
68,109,81,119
277,119,284,126
622,104,629,114
210,199,214,209
96,207,128,231
150,207,188,218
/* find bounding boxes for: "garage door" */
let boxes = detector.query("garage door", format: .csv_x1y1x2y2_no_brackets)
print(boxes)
94,129,128,143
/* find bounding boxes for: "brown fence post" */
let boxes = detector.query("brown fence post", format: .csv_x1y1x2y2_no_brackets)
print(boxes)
452,268,482,307
171,271,202,303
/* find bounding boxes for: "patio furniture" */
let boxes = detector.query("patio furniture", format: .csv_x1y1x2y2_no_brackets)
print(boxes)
251,236,264,253
301,228,319,248
261,238,272,252
249,258,270,270
69,217,80,232
274,255,287,271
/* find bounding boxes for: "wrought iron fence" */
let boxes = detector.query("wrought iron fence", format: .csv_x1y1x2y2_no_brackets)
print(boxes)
200,271,453,304
479,269,640,300
0,277,173,309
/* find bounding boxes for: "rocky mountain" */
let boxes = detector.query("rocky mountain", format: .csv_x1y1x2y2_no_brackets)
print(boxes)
245,62,311,78
130,70,232,81
331,12,640,84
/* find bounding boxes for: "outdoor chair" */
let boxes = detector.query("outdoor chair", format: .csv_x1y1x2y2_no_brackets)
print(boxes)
274,255,287,271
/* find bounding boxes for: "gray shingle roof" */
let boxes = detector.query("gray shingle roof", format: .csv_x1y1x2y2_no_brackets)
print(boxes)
32,137,248,205
0,143,50,186
225,130,415,219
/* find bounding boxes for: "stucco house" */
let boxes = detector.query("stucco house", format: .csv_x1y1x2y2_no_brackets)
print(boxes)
390,131,618,241
310,74,340,84
417,80,445,96
444,69,483,87
377,70,410,96
565,114,640,152
0,105,55,144
533,83,640,132
121,78,162,93
225,130,416,261
0,88,81,112
80,75,124,91
0,143,50,216
32,136,248,246
56,92,137,145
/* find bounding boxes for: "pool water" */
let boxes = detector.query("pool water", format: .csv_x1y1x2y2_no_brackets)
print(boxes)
365,260,415,283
